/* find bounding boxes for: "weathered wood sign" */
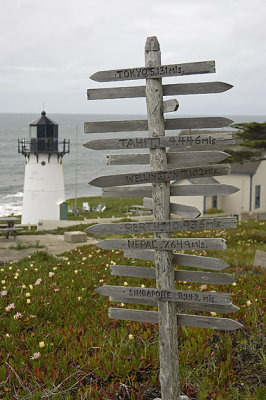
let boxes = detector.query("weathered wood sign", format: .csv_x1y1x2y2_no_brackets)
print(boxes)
84,133,234,150
87,217,237,235
90,60,215,82
87,81,233,100
108,308,243,331
85,36,242,400
89,164,230,188
109,296,238,314
106,150,231,166
84,116,233,133
124,250,229,271
102,183,239,198
96,285,231,305
97,237,226,251
110,265,236,285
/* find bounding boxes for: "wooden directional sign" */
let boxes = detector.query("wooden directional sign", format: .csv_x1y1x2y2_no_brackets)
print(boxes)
96,285,231,305
108,308,243,331
109,295,238,314
84,133,234,150
97,238,226,251
163,99,179,113
89,164,230,188
107,150,231,166
87,217,237,236
110,265,236,285
84,116,233,133
124,250,229,271
87,81,233,100
102,183,239,198
168,203,200,218
90,60,215,82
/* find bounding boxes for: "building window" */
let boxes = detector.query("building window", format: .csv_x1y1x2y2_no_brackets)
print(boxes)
212,196,217,208
255,185,261,209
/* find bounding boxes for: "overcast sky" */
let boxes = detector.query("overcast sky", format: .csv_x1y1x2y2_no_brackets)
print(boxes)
1,0,266,115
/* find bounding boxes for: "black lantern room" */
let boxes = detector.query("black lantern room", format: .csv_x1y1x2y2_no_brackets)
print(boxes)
18,111,70,159
29,111,59,152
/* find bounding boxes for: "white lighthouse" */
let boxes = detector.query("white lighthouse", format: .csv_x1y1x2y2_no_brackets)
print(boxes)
18,111,70,225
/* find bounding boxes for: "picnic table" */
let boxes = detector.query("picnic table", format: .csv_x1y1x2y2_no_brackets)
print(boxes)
0,217,23,240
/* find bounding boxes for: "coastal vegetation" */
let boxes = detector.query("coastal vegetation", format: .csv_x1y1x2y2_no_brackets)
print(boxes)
226,122,266,163
0,217,265,399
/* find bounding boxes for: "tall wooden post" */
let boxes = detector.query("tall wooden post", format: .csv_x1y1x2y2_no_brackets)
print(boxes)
145,36,180,400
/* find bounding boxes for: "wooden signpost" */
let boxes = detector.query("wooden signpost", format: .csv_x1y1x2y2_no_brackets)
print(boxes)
106,150,231,166
84,132,234,149
102,183,239,198
87,81,233,100
89,164,231,188
84,36,242,400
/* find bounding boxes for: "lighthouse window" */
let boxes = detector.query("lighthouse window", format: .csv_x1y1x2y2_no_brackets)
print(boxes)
30,126,37,139
41,161,46,166
37,126,45,138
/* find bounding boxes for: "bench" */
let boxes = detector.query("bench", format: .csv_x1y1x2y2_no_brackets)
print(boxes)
0,227,24,240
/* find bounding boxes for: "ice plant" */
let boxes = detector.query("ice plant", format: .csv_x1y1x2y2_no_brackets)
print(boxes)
48,272,55,278
39,342,45,348
128,334,134,340
5,303,15,312
0,290,7,296
30,352,41,360
34,278,42,286
200,285,207,291
14,312,23,319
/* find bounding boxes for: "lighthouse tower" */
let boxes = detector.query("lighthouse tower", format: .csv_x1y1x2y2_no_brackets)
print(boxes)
18,111,70,225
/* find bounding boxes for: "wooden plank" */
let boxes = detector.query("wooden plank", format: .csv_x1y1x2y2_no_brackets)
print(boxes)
170,184,239,196
110,265,236,285
109,297,238,314
108,308,243,331
102,183,239,198
170,203,200,218
163,99,179,113
84,133,234,150
106,150,231,166
84,117,233,133
96,237,226,251
143,197,199,217
90,60,215,82
145,37,179,400
124,250,229,271
87,81,233,100
96,285,231,305
87,217,237,235
89,164,230,188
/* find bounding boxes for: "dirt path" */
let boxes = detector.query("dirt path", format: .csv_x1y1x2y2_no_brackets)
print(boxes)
0,234,97,263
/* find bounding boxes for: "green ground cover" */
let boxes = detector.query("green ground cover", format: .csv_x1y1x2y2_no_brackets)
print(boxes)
0,220,265,399
66,196,144,220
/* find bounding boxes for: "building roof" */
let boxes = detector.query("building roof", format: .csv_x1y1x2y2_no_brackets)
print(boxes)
29,111,58,127
231,161,261,175
172,177,219,185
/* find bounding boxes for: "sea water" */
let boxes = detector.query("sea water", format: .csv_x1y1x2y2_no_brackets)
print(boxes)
0,112,265,217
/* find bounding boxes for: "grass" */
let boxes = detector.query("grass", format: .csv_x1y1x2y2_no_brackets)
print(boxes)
0,220,265,399
66,196,144,220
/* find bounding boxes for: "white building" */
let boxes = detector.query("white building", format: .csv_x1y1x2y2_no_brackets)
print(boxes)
18,111,70,224
171,160,266,217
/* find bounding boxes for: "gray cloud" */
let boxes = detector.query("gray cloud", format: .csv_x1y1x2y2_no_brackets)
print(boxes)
0,0,265,115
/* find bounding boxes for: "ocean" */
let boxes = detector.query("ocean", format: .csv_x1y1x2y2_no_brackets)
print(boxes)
0,112,265,217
